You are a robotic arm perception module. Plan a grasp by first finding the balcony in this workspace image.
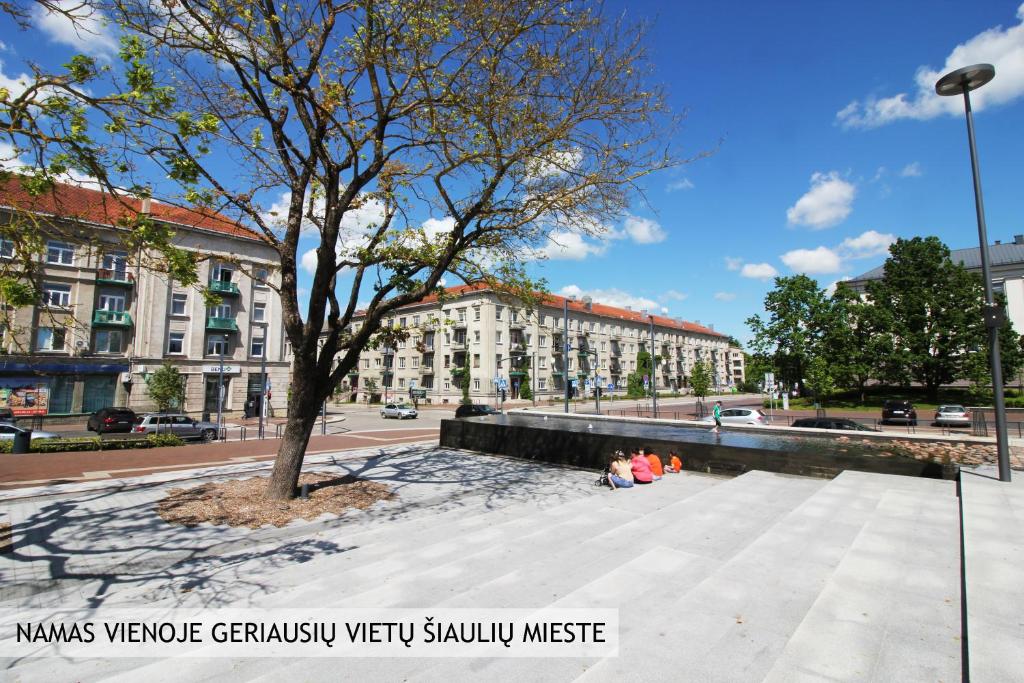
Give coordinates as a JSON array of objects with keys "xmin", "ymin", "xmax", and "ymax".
[
  {"xmin": 451, "ymin": 339, "xmax": 468, "ymax": 350},
  {"xmin": 93, "ymin": 310, "xmax": 133, "ymax": 326},
  {"xmin": 508, "ymin": 320, "xmax": 526, "ymax": 331},
  {"xmin": 511, "ymin": 344, "xmax": 528, "ymax": 356},
  {"xmin": 208, "ymin": 280, "xmax": 241, "ymax": 296},
  {"xmin": 96, "ymin": 269, "xmax": 134, "ymax": 287},
  {"xmin": 420, "ymin": 366, "xmax": 434, "ymax": 375},
  {"xmin": 206, "ymin": 316, "xmax": 239, "ymax": 332},
  {"xmin": 381, "ymin": 346, "xmax": 396, "ymax": 356},
  {"xmin": 451, "ymin": 319, "xmax": 468, "ymax": 330}
]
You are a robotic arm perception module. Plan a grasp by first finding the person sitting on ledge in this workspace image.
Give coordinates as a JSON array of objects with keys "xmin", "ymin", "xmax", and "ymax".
[
  {"xmin": 668, "ymin": 451, "xmax": 683, "ymax": 473},
  {"xmin": 643, "ymin": 447, "xmax": 664, "ymax": 479},
  {"xmin": 608, "ymin": 451, "xmax": 634, "ymax": 490},
  {"xmin": 631, "ymin": 448, "xmax": 654, "ymax": 485}
]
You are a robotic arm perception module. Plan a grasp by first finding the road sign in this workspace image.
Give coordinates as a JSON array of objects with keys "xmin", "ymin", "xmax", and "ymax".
[
  {"xmin": 410, "ymin": 388, "xmax": 427, "ymax": 399},
  {"xmin": 499, "ymin": 378, "xmax": 508, "ymax": 390},
  {"xmin": 607, "ymin": 382, "xmax": 614, "ymax": 391}
]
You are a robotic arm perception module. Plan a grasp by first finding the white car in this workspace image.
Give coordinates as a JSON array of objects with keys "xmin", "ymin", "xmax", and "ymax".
[
  {"xmin": 380, "ymin": 403, "xmax": 418, "ymax": 419},
  {"xmin": 0, "ymin": 424, "xmax": 60, "ymax": 441},
  {"xmin": 699, "ymin": 407, "xmax": 768, "ymax": 426},
  {"xmin": 934, "ymin": 405, "xmax": 970, "ymax": 427}
]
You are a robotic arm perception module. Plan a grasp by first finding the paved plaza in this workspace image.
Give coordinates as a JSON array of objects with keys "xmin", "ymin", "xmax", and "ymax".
[{"xmin": 0, "ymin": 442, "xmax": 1020, "ymax": 681}]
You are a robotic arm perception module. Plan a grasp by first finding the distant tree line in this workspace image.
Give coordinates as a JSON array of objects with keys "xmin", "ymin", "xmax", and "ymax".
[{"xmin": 745, "ymin": 236, "xmax": 1024, "ymax": 403}]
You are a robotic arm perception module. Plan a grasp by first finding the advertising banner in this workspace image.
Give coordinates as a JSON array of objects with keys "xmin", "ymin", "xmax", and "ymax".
[{"xmin": 0, "ymin": 377, "xmax": 50, "ymax": 416}]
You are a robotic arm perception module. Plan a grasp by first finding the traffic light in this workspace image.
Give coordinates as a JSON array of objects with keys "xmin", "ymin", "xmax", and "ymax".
[{"xmin": 501, "ymin": 389, "xmax": 507, "ymax": 402}]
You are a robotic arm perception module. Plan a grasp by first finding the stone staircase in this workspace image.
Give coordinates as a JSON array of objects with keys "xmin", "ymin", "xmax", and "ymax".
[{"xmin": 3, "ymin": 458, "xmax": 964, "ymax": 682}]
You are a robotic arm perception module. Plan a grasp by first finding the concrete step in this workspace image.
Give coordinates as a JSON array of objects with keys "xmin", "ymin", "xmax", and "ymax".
[
  {"xmin": 763, "ymin": 486, "xmax": 960, "ymax": 682},
  {"xmin": 575, "ymin": 471, "xmax": 956, "ymax": 682}
]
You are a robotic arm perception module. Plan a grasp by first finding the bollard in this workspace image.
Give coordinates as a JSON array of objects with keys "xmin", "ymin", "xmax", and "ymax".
[
  {"xmin": 300, "ymin": 483, "xmax": 310, "ymax": 499},
  {"xmin": 11, "ymin": 429, "xmax": 31, "ymax": 454}
]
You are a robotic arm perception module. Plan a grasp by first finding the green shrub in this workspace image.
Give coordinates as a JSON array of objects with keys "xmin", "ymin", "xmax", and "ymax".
[{"xmin": 146, "ymin": 433, "xmax": 185, "ymax": 448}]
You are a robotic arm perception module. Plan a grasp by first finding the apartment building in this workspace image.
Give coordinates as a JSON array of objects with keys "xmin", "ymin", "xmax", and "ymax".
[
  {"xmin": 341, "ymin": 284, "xmax": 740, "ymax": 404},
  {"xmin": 0, "ymin": 178, "xmax": 289, "ymax": 418},
  {"xmin": 728, "ymin": 346, "xmax": 745, "ymax": 386}
]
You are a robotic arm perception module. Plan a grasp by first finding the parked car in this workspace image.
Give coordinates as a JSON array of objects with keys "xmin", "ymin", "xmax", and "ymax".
[
  {"xmin": 0, "ymin": 423, "xmax": 60, "ymax": 441},
  {"xmin": 132, "ymin": 414, "xmax": 219, "ymax": 441},
  {"xmin": 934, "ymin": 405, "xmax": 971, "ymax": 427},
  {"xmin": 86, "ymin": 407, "xmax": 137, "ymax": 433},
  {"xmin": 791, "ymin": 417, "xmax": 879, "ymax": 432},
  {"xmin": 454, "ymin": 404, "xmax": 501, "ymax": 418},
  {"xmin": 699, "ymin": 407, "xmax": 768, "ymax": 426},
  {"xmin": 881, "ymin": 400, "xmax": 917, "ymax": 426},
  {"xmin": 380, "ymin": 403, "xmax": 418, "ymax": 419}
]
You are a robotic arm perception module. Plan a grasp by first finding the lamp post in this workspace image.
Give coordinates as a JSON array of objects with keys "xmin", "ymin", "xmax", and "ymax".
[
  {"xmin": 215, "ymin": 334, "xmax": 227, "ymax": 440},
  {"xmin": 258, "ymin": 322, "xmax": 268, "ymax": 439},
  {"xmin": 648, "ymin": 316, "xmax": 658, "ymax": 418},
  {"xmin": 936, "ymin": 63, "xmax": 1011, "ymax": 483},
  {"xmin": 563, "ymin": 297, "xmax": 570, "ymax": 413}
]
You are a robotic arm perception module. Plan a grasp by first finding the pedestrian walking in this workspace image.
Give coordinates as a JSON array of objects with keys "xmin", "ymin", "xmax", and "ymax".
[{"xmin": 711, "ymin": 400, "xmax": 722, "ymax": 433}]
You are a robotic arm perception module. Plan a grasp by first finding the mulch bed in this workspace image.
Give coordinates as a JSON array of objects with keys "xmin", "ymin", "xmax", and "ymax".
[{"xmin": 156, "ymin": 473, "xmax": 395, "ymax": 529}]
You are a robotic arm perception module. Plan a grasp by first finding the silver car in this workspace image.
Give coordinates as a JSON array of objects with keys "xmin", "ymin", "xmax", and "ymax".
[
  {"xmin": 132, "ymin": 414, "xmax": 219, "ymax": 441},
  {"xmin": 380, "ymin": 403, "xmax": 418, "ymax": 419},
  {"xmin": 934, "ymin": 405, "xmax": 970, "ymax": 427},
  {"xmin": 0, "ymin": 424, "xmax": 60, "ymax": 441}
]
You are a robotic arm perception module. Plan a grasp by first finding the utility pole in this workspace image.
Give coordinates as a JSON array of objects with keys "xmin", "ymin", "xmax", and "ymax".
[
  {"xmin": 216, "ymin": 334, "xmax": 226, "ymax": 440},
  {"xmin": 648, "ymin": 316, "xmax": 658, "ymax": 418},
  {"xmin": 258, "ymin": 322, "xmax": 267, "ymax": 439},
  {"xmin": 563, "ymin": 297, "xmax": 570, "ymax": 413}
]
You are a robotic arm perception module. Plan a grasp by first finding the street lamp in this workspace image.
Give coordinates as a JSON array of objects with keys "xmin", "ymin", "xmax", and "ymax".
[
  {"xmin": 215, "ymin": 334, "xmax": 227, "ymax": 439},
  {"xmin": 936, "ymin": 63, "xmax": 1011, "ymax": 482}
]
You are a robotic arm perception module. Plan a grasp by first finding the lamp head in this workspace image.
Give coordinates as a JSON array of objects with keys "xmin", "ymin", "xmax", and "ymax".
[{"xmin": 936, "ymin": 64, "xmax": 995, "ymax": 96}]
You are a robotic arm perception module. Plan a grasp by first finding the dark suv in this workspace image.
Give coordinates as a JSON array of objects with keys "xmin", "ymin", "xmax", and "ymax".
[
  {"xmin": 454, "ymin": 404, "xmax": 500, "ymax": 418},
  {"xmin": 87, "ymin": 407, "xmax": 137, "ymax": 433},
  {"xmin": 881, "ymin": 400, "xmax": 917, "ymax": 426}
]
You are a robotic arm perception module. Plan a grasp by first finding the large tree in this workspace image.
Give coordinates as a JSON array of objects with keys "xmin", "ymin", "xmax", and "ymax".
[
  {"xmin": 824, "ymin": 282, "xmax": 888, "ymax": 403},
  {"xmin": 866, "ymin": 237, "xmax": 984, "ymax": 401},
  {"xmin": 746, "ymin": 275, "xmax": 830, "ymax": 394},
  {"xmin": 45, "ymin": 0, "xmax": 684, "ymax": 499}
]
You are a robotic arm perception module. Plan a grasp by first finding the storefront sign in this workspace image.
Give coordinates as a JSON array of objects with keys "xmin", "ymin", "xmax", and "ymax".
[
  {"xmin": 202, "ymin": 364, "xmax": 242, "ymax": 375},
  {"xmin": 0, "ymin": 377, "xmax": 49, "ymax": 416}
]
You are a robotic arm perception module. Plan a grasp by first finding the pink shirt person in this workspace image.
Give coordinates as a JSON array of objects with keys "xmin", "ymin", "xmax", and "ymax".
[{"xmin": 630, "ymin": 452, "xmax": 654, "ymax": 483}]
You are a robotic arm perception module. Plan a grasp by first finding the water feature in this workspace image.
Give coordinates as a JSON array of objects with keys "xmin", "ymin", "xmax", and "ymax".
[{"xmin": 439, "ymin": 412, "xmax": 957, "ymax": 480}]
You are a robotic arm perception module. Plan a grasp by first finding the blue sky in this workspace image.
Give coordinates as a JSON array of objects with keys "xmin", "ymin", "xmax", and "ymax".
[{"xmin": 3, "ymin": 1, "xmax": 1023, "ymax": 345}]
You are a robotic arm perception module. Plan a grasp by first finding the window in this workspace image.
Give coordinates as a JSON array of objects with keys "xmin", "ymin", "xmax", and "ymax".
[
  {"xmin": 539, "ymin": 335, "xmax": 548, "ymax": 348},
  {"xmin": 457, "ymin": 308, "xmax": 466, "ymax": 322},
  {"xmin": 254, "ymin": 267, "xmax": 269, "ymax": 287},
  {"xmin": 444, "ymin": 333, "xmax": 451, "ymax": 346},
  {"xmin": 0, "ymin": 238, "xmax": 13, "ymax": 259},
  {"xmin": 538, "ymin": 378, "xmax": 547, "ymax": 390},
  {"xmin": 601, "ymin": 341, "xmax": 607, "ymax": 351},
  {"xmin": 207, "ymin": 336, "xmax": 229, "ymax": 356},
  {"xmin": 171, "ymin": 293, "xmax": 188, "ymax": 315},
  {"xmin": 212, "ymin": 263, "xmax": 234, "ymax": 283},
  {"xmin": 474, "ymin": 307, "xmax": 481, "ymax": 321},
  {"xmin": 374, "ymin": 357, "xmax": 382, "ymax": 368},
  {"xmin": 443, "ymin": 355, "xmax": 450, "ymax": 368},
  {"xmin": 399, "ymin": 378, "xmax": 406, "ymax": 388},
  {"xmin": 251, "ymin": 336, "xmax": 265, "ymax": 357},
  {"xmin": 495, "ymin": 306, "xmax": 503, "ymax": 320},
  {"xmin": 444, "ymin": 381, "xmax": 451, "ymax": 390},
  {"xmin": 589, "ymin": 321, "xmax": 596, "ymax": 332},
  {"xmin": 495, "ymin": 331, "xmax": 503, "ymax": 344},
  {"xmin": 252, "ymin": 302, "xmax": 266, "ymax": 322},
  {"xmin": 412, "ymin": 357, "xmax": 419, "ymax": 369},
  {"xmin": 540, "ymin": 314, "xmax": 547, "ymax": 326},
  {"xmin": 539, "ymin": 357, "xmax": 547, "ymax": 368},
  {"xmin": 42, "ymin": 283, "xmax": 71, "ymax": 308},
  {"xmin": 98, "ymin": 294, "xmax": 125, "ymax": 312},
  {"xmin": 399, "ymin": 357, "xmax": 406, "ymax": 369},
  {"xmin": 102, "ymin": 250, "xmax": 128, "ymax": 278},
  {"xmin": 473, "ymin": 378, "xmax": 480, "ymax": 390},
  {"xmin": 474, "ymin": 330, "xmax": 481, "ymax": 343},
  {"xmin": 413, "ymin": 315, "xmax": 420, "ymax": 325},
  {"xmin": 46, "ymin": 240, "xmax": 74, "ymax": 265},
  {"xmin": 399, "ymin": 317, "xmax": 407, "ymax": 328},
  {"xmin": 168, "ymin": 332, "xmax": 185, "ymax": 354},
  {"xmin": 95, "ymin": 329, "xmax": 123, "ymax": 353},
  {"xmin": 37, "ymin": 327, "xmax": 66, "ymax": 351},
  {"xmin": 526, "ymin": 333, "xmax": 532, "ymax": 346},
  {"xmin": 473, "ymin": 354, "xmax": 480, "ymax": 368},
  {"xmin": 362, "ymin": 358, "xmax": 370, "ymax": 369},
  {"xmin": 210, "ymin": 303, "xmax": 232, "ymax": 319}
]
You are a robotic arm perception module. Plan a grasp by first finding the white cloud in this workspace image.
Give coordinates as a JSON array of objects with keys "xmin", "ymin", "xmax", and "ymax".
[
  {"xmin": 621, "ymin": 215, "xmax": 667, "ymax": 244},
  {"xmin": 422, "ymin": 216, "xmax": 456, "ymax": 240},
  {"xmin": 837, "ymin": 4, "xmax": 1024, "ymax": 128},
  {"xmin": 661, "ymin": 289, "xmax": 688, "ymax": 302},
  {"xmin": 825, "ymin": 277, "xmax": 853, "ymax": 296},
  {"xmin": 0, "ymin": 61, "xmax": 33, "ymax": 101},
  {"xmin": 535, "ymin": 231, "xmax": 607, "ymax": 260},
  {"xmin": 35, "ymin": 1, "xmax": 119, "ymax": 58},
  {"xmin": 780, "ymin": 246, "xmax": 843, "ymax": 274},
  {"xmin": 900, "ymin": 162, "xmax": 923, "ymax": 178},
  {"xmin": 724, "ymin": 256, "xmax": 743, "ymax": 271},
  {"xmin": 300, "ymin": 247, "xmax": 319, "ymax": 275},
  {"xmin": 558, "ymin": 285, "xmax": 660, "ymax": 312},
  {"xmin": 838, "ymin": 230, "xmax": 896, "ymax": 260},
  {"xmin": 786, "ymin": 171, "xmax": 856, "ymax": 229},
  {"xmin": 741, "ymin": 263, "xmax": 779, "ymax": 280},
  {"xmin": 666, "ymin": 178, "xmax": 695, "ymax": 192},
  {"xmin": 714, "ymin": 292, "xmax": 737, "ymax": 301},
  {"xmin": 525, "ymin": 147, "xmax": 583, "ymax": 181}
]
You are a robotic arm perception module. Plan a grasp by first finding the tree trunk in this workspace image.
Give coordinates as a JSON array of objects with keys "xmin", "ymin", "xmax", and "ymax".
[{"xmin": 266, "ymin": 371, "xmax": 323, "ymax": 500}]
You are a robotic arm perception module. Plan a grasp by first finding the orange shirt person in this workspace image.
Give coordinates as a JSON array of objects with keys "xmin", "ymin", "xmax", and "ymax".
[{"xmin": 644, "ymin": 448, "xmax": 664, "ymax": 477}]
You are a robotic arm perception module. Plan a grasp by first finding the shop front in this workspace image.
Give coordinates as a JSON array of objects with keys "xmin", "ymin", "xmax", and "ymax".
[{"xmin": 0, "ymin": 359, "xmax": 127, "ymax": 416}]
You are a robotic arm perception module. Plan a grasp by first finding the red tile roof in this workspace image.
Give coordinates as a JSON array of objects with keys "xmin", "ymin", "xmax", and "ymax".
[
  {"xmin": 392, "ymin": 283, "xmax": 729, "ymax": 339},
  {"xmin": 0, "ymin": 176, "xmax": 261, "ymax": 241}
]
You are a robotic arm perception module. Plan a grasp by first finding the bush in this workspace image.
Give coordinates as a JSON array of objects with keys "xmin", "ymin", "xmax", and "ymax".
[
  {"xmin": 146, "ymin": 433, "xmax": 185, "ymax": 448},
  {"xmin": 2, "ymin": 434, "xmax": 187, "ymax": 454}
]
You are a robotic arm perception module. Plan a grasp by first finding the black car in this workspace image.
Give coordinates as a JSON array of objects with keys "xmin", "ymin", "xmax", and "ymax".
[
  {"xmin": 791, "ymin": 417, "xmax": 879, "ymax": 432},
  {"xmin": 0, "ymin": 407, "xmax": 14, "ymax": 424},
  {"xmin": 454, "ymin": 404, "xmax": 500, "ymax": 418},
  {"xmin": 881, "ymin": 400, "xmax": 917, "ymax": 426},
  {"xmin": 87, "ymin": 407, "xmax": 137, "ymax": 433}
]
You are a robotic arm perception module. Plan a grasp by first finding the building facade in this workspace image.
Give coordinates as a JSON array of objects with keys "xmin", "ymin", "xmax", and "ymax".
[
  {"xmin": 0, "ymin": 179, "xmax": 289, "ymax": 418},
  {"xmin": 341, "ymin": 285, "xmax": 740, "ymax": 404}
]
